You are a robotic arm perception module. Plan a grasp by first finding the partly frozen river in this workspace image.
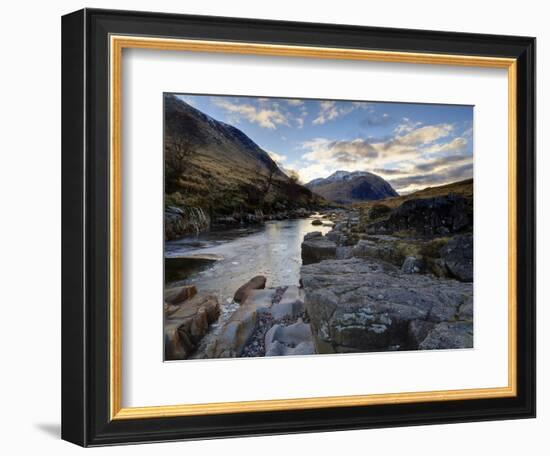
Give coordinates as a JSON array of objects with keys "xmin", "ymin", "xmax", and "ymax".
[{"xmin": 165, "ymin": 217, "xmax": 332, "ymax": 315}]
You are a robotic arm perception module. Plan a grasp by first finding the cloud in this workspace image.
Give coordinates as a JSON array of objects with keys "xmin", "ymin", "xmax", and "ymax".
[
  {"xmin": 212, "ymin": 98, "xmax": 290, "ymax": 129},
  {"xmin": 371, "ymin": 168, "xmax": 407, "ymax": 176},
  {"xmin": 286, "ymin": 99, "xmax": 304, "ymax": 106},
  {"xmin": 424, "ymin": 137, "xmax": 468, "ymax": 154},
  {"xmin": 413, "ymin": 153, "xmax": 471, "ymax": 173},
  {"xmin": 360, "ymin": 112, "xmax": 393, "ymax": 127},
  {"xmin": 312, "ymin": 100, "xmax": 365, "ymax": 125},
  {"xmin": 302, "ymin": 138, "xmax": 379, "ymax": 164},
  {"xmin": 296, "ymin": 121, "xmax": 472, "ymax": 191},
  {"xmin": 389, "ymin": 124, "xmax": 454, "ymax": 147},
  {"xmin": 388, "ymin": 163, "xmax": 473, "ymax": 194},
  {"xmin": 394, "ymin": 118, "xmax": 422, "ymax": 135},
  {"xmin": 267, "ymin": 150, "xmax": 287, "ymax": 163}
]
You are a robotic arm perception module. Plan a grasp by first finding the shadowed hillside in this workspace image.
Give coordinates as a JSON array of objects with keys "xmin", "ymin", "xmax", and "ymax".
[{"xmin": 164, "ymin": 95, "xmax": 325, "ymax": 238}]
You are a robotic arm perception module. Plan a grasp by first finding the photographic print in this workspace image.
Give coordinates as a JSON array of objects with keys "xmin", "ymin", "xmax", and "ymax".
[{"xmin": 163, "ymin": 93, "xmax": 474, "ymax": 361}]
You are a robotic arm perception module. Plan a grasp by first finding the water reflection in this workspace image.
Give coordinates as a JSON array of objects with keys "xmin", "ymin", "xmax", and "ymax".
[{"xmin": 165, "ymin": 217, "xmax": 332, "ymax": 311}]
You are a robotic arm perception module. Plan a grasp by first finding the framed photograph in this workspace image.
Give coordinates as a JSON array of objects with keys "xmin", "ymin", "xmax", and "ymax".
[{"xmin": 61, "ymin": 8, "xmax": 536, "ymax": 446}]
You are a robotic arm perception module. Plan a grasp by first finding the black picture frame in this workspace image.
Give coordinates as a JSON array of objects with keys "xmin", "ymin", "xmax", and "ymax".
[{"xmin": 62, "ymin": 8, "xmax": 536, "ymax": 447}]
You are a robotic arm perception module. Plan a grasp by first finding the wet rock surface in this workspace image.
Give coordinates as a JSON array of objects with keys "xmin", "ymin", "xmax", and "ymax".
[
  {"xmin": 164, "ymin": 294, "xmax": 220, "ymax": 360},
  {"xmin": 200, "ymin": 284, "xmax": 316, "ymax": 358},
  {"xmin": 233, "ymin": 275, "xmax": 267, "ymax": 303}
]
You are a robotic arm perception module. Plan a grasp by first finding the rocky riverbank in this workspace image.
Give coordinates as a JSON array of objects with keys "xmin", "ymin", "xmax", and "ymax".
[
  {"xmin": 299, "ymin": 194, "xmax": 473, "ymax": 353},
  {"xmin": 164, "ymin": 192, "xmax": 474, "ymax": 360},
  {"xmin": 165, "ymin": 205, "xmax": 318, "ymax": 240}
]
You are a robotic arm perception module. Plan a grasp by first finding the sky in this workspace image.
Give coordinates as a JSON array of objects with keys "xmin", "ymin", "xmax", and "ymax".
[{"xmin": 175, "ymin": 93, "xmax": 473, "ymax": 194}]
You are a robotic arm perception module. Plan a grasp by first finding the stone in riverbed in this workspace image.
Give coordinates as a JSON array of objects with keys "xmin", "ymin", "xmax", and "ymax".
[
  {"xmin": 301, "ymin": 235, "xmax": 337, "ymax": 265},
  {"xmin": 304, "ymin": 231, "xmax": 323, "ymax": 240},
  {"xmin": 164, "ymin": 294, "xmax": 220, "ymax": 360},
  {"xmin": 233, "ymin": 275, "xmax": 267, "ymax": 303},
  {"xmin": 301, "ymin": 258, "xmax": 473, "ymax": 353},
  {"xmin": 311, "ymin": 219, "xmax": 323, "ymax": 226},
  {"xmin": 164, "ymin": 284, "xmax": 197, "ymax": 304},
  {"xmin": 270, "ymin": 285, "xmax": 305, "ymax": 319},
  {"xmin": 265, "ymin": 320, "xmax": 316, "ymax": 356},
  {"xmin": 205, "ymin": 289, "xmax": 275, "ymax": 358}
]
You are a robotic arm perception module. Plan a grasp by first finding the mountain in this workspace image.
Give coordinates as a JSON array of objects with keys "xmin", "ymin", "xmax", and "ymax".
[
  {"xmin": 164, "ymin": 94, "xmax": 322, "ymax": 215},
  {"xmin": 306, "ymin": 170, "xmax": 398, "ymax": 204}
]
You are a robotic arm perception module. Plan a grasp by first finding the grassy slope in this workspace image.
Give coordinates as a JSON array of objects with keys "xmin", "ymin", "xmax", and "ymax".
[{"xmin": 165, "ymin": 95, "xmax": 325, "ymax": 215}]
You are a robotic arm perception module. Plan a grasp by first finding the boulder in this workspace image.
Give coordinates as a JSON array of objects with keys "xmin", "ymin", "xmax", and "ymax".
[
  {"xmin": 304, "ymin": 231, "xmax": 323, "ymax": 241},
  {"xmin": 440, "ymin": 234, "xmax": 473, "ymax": 282},
  {"xmin": 408, "ymin": 320, "xmax": 435, "ymax": 348},
  {"xmin": 401, "ymin": 256, "xmax": 425, "ymax": 274},
  {"xmin": 204, "ymin": 289, "xmax": 275, "ymax": 358},
  {"xmin": 233, "ymin": 275, "xmax": 267, "ymax": 303},
  {"xmin": 265, "ymin": 320, "xmax": 316, "ymax": 356},
  {"xmin": 336, "ymin": 246, "xmax": 354, "ymax": 260},
  {"xmin": 164, "ymin": 284, "xmax": 197, "ymax": 304},
  {"xmin": 164, "ymin": 294, "xmax": 220, "ymax": 360},
  {"xmin": 326, "ymin": 230, "xmax": 348, "ymax": 246},
  {"xmin": 418, "ymin": 322, "xmax": 473, "ymax": 350},
  {"xmin": 311, "ymin": 219, "xmax": 323, "ymax": 226},
  {"xmin": 301, "ymin": 236, "xmax": 337, "ymax": 265},
  {"xmin": 301, "ymin": 258, "xmax": 473, "ymax": 353},
  {"xmin": 352, "ymin": 239, "xmax": 401, "ymax": 264},
  {"xmin": 270, "ymin": 285, "xmax": 305, "ymax": 319}
]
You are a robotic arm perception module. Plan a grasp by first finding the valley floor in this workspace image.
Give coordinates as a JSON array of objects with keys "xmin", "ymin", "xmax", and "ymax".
[{"xmin": 164, "ymin": 189, "xmax": 474, "ymax": 360}]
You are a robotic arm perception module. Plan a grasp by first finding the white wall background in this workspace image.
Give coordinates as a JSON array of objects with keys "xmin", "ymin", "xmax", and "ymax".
[{"xmin": 0, "ymin": 0, "xmax": 545, "ymax": 454}]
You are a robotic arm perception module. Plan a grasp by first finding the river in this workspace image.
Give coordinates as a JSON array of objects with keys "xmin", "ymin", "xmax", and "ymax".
[{"xmin": 165, "ymin": 216, "xmax": 332, "ymax": 321}]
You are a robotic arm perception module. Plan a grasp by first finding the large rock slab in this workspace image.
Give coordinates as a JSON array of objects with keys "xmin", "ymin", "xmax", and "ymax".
[
  {"xmin": 301, "ymin": 258, "xmax": 473, "ymax": 353},
  {"xmin": 301, "ymin": 235, "xmax": 337, "ymax": 265},
  {"xmin": 164, "ymin": 294, "xmax": 220, "ymax": 360}
]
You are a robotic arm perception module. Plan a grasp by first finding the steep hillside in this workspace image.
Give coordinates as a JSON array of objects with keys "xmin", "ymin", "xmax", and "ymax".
[
  {"xmin": 306, "ymin": 170, "xmax": 398, "ymax": 204},
  {"xmin": 164, "ymin": 95, "xmax": 323, "ymax": 218}
]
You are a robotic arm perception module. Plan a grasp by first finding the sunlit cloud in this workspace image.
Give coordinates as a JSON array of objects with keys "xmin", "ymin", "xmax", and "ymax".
[
  {"xmin": 212, "ymin": 98, "xmax": 290, "ymax": 129},
  {"xmin": 296, "ymin": 122, "xmax": 471, "ymax": 193},
  {"xmin": 267, "ymin": 150, "xmax": 287, "ymax": 163},
  {"xmin": 312, "ymin": 100, "xmax": 367, "ymax": 125},
  {"xmin": 286, "ymin": 99, "xmax": 304, "ymax": 106}
]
